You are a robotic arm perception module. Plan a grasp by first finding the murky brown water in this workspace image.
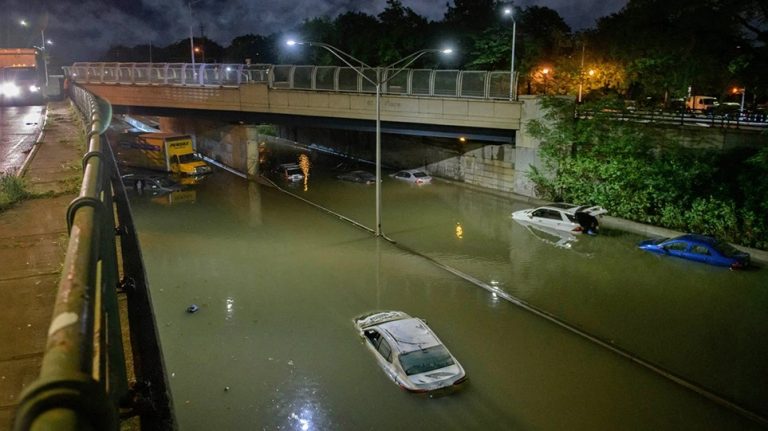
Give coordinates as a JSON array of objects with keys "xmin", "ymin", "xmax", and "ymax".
[{"xmin": 130, "ymin": 156, "xmax": 768, "ymax": 430}]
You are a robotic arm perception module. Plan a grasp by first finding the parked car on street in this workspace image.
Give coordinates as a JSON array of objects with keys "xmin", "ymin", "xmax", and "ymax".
[
  {"xmin": 511, "ymin": 203, "xmax": 607, "ymax": 235},
  {"xmin": 354, "ymin": 311, "xmax": 467, "ymax": 393},
  {"xmin": 337, "ymin": 170, "xmax": 376, "ymax": 184},
  {"xmin": 391, "ymin": 169, "xmax": 432, "ymax": 185},
  {"xmin": 637, "ymin": 234, "xmax": 750, "ymax": 270}
]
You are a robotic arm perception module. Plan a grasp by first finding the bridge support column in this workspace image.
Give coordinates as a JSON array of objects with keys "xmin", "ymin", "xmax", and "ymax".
[{"xmin": 514, "ymin": 95, "xmax": 549, "ymax": 198}]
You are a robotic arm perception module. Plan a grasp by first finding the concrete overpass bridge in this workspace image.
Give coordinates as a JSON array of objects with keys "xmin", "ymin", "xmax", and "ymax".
[{"xmin": 65, "ymin": 62, "xmax": 545, "ymax": 196}]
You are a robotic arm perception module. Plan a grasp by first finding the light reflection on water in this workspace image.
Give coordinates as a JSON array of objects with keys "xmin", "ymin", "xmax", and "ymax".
[{"xmin": 130, "ymin": 167, "xmax": 768, "ymax": 430}]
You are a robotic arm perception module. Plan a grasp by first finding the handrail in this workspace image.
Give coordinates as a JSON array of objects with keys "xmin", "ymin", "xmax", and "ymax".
[
  {"xmin": 64, "ymin": 62, "xmax": 516, "ymax": 100},
  {"xmin": 13, "ymin": 86, "xmax": 176, "ymax": 430}
]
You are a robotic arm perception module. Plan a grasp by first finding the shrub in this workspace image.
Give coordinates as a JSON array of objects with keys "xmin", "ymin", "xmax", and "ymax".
[{"xmin": 0, "ymin": 173, "xmax": 30, "ymax": 211}]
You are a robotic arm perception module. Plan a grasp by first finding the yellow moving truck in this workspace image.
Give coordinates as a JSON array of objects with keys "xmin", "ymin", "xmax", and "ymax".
[{"xmin": 114, "ymin": 133, "xmax": 211, "ymax": 176}]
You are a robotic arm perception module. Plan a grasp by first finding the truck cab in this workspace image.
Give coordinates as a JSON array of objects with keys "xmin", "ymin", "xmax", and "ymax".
[{"xmin": 686, "ymin": 95, "xmax": 718, "ymax": 114}]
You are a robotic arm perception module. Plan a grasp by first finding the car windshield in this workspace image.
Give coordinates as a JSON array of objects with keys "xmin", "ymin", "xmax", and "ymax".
[
  {"xmin": 398, "ymin": 345, "xmax": 455, "ymax": 375},
  {"xmin": 413, "ymin": 172, "xmax": 428, "ymax": 178},
  {"xmin": 286, "ymin": 168, "xmax": 301, "ymax": 176},
  {"xmin": 176, "ymin": 153, "xmax": 197, "ymax": 163}
]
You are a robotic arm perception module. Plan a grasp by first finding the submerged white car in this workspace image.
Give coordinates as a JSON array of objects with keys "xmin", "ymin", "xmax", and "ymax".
[
  {"xmin": 391, "ymin": 169, "xmax": 432, "ymax": 184},
  {"xmin": 511, "ymin": 203, "xmax": 607, "ymax": 235},
  {"xmin": 354, "ymin": 311, "xmax": 467, "ymax": 393}
]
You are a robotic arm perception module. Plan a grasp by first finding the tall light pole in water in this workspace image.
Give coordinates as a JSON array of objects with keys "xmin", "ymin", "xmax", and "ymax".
[{"xmin": 286, "ymin": 40, "xmax": 452, "ymax": 236}]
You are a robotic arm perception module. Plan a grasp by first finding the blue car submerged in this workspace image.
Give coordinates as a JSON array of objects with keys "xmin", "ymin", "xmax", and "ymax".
[{"xmin": 638, "ymin": 234, "xmax": 750, "ymax": 270}]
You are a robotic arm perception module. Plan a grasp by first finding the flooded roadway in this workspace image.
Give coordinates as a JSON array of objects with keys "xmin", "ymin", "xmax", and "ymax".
[{"xmin": 128, "ymin": 156, "xmax": 768, "ymax": 430}]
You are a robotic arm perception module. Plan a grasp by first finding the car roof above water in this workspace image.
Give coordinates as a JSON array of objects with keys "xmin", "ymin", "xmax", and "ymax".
[{"xmin": 379, "ymin": 318, "xmax": 441, "ymax": 354}]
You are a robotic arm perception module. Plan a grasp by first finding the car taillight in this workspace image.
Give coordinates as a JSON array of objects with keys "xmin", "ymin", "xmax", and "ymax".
[
  {"xmin": 571, "ymin": 226, "xmax": 583, "ymax": 233},
  {"xmin": 416, "ymin": 179, "xmax": 423, "ymax": 184},
  {"xmin": 730, "ymin": 261, "xmax": 746, "ymax": 270}
]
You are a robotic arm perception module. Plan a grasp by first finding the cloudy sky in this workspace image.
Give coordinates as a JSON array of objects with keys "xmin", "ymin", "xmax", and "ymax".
[{"xmin": 5, "ymin": 0, "xmax": 628, "ymax": 63}]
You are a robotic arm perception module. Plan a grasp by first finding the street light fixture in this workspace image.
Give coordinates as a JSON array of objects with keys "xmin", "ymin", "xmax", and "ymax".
[
  {"xmin": 19, "ymin": 18, "xmax": 49, "ymax": 87},
  {"xmin": 502, "ymin": 7, "xmax": 517, "ymax": 101},
  {"xmin": 286, "ymin": 40, "xmax": 452, "ymax": 236}
]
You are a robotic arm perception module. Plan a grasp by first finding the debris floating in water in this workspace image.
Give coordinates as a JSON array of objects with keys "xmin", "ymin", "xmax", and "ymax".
[{"xmin": 186, "ymin": 304, "xmax": 199, "ymax": 313}]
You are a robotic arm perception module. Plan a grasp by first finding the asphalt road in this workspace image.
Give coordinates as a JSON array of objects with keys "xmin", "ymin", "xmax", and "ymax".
[{"xmin": 0, "ymin": 105, "xmax": 44, "ymax": 175}]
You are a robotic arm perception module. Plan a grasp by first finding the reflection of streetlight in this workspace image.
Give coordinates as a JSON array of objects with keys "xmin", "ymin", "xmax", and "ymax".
[
  {"xmin": 502, "ymin": 7, "xmax": 517, "ymax": 101},
  {"xmin": 286, "ymin": 40, "xmax": 452, "ymax": 236}
]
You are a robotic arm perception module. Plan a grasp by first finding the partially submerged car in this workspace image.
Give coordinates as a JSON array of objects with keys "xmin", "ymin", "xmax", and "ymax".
[
  {"xmin": 638, "ymin": 234, "xmax": 750, "ymax": 270},
  {"xmin": 121, "ymin": 173, "xmax": 183, "ymax": 195},
  {"xmin": 391, "ymin": 169, "xmax": 432, "ymax": 185},
  {"xmin": 511, "ymin": 203, "xmax": 607, "ymax": 235},
  {"xmin": 278, "ymin": 163, "xmax": 304, "ymax": 182},
  {"xmin": 354, "ymin": 311, "xmax": 466, "ymax": 393},
  {"xmin": 337, "ymin": 170, "xmax": 376, "ymax": 184}
]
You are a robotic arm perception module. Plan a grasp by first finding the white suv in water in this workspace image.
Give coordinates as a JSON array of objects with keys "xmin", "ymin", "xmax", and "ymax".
[{"xmin": 511, "ymin": 203, "xmax": 607, "ymax": 235}]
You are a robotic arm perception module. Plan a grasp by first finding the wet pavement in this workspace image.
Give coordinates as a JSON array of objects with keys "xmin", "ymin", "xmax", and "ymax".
[
  {"xmin": 0, "ymin": 106, "xmax": 44, "ymax": 175},
  {"xmin": 0, "ymin": 101, "xmax": 82, "ymax": 430}
]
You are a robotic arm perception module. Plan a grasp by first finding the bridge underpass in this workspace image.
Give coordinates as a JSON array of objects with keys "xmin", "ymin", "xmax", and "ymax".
[{"xmin": 67, "ymin": 62, "xmax": 548, "ymax": 197}]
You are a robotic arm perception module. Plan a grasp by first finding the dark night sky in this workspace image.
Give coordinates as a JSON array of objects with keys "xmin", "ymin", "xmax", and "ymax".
[{"xmin": 4, "ymin": 0, "xmax": 628, "ymax": 64}]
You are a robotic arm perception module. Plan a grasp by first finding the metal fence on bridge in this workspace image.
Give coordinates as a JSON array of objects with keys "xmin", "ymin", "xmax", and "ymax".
[
  {"xmin": 13, "ymin": 86, "xmax": 175, "ymax": 430},
  {"xmin": 65, "ymin": 62, "xmax": 516, "ymax": 100}
]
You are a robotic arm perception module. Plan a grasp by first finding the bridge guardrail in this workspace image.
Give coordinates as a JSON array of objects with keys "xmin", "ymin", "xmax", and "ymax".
[
  {"xmin": 576, "ymin": 108, "xmax": 768, "ymax": 129},
  {"xmin": 64, "ymin": 62, "xmax": 516, "ymax": 100},
  {"xmin": 13, "ymin": 85, "xmax": 175, "ymax": 430}
]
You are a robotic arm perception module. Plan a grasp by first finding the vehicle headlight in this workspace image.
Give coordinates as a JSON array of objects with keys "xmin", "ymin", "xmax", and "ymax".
[
  {"xmin": 29, "ymin": 85, "xmax": 40, "ymax": 93},
  {"xmin": 1, "ymin": 82, "xmax": 21, "ymax": 97}
]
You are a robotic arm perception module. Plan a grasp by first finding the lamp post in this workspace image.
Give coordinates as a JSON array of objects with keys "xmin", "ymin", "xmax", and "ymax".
[
  {"xmin": 20, "ymin": 19, "xmax": 49, "ymax": 87},
  {"xmin": 577, "ymin": 42, "xmax": 586, "ymax": 103},
  {"xmin": 188, "ymin": 0, "xmax": 201, "ymax": 75},
  {"xmin": 286, "ymin": 40, "xmax": 451, "ymax": 236},
  {"xmin": 732, "ymin": 87, "xmax": 746, "ymax": 115},
  {"xmin": 503, "ymin": 7, "xmax": 517, "ymax": 101}
]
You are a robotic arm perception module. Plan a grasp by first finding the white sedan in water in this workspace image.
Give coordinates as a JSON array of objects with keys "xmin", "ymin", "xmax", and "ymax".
[
  {"xmin": 390, "ymin": 169, "xmax": 432, "ymax": 185},
  {"xmin": 511, "ymin": 203, "xmax": 607, "ymax": 235},
  {"xmin": 354, "ymin": 311, "xmax": 467, "ymax": 393}
]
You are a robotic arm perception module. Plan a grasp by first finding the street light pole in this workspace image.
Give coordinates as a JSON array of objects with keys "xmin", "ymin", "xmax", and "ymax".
[
  {"xmin": 40, "ymin": 29, "xmax": 49, "ymax": 86},
  {"xmin": 577, "ymin": 42, "xmax": 585, "ymax": 103},
  {"xmin": 286, "ymin": 41, "xmax": 450, "ymax": 236},
  {"xmin": 503, "ymin": 7, "xmax": 517, "ymax": 101},
  {"xmin": 188, "ymin": 0, "xmax": 200, "ymax": 78}
]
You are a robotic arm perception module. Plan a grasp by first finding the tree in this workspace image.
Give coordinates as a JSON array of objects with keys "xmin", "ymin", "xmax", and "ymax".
[
  {"xmin": 224, "ymin": 34, "xmax": 276, "ymax": 64},
  {"xmin": 377, "ymin": 0, "xmax": 429, "ymax": 64},
  {"xmin": 591, "ymin": 0, "xmax": 753, "ymax": 101}
]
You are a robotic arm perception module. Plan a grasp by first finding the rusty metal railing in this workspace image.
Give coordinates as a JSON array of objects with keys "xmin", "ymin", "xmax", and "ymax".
[{"xmin": 13, "ymin": 86, "xmax": 176, "ymax": 430}]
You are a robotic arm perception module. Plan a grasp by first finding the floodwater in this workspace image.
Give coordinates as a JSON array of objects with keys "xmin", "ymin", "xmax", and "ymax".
[{"xmin": 129, "ymin": 153, "xmax": 768, "ymax": 430}]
